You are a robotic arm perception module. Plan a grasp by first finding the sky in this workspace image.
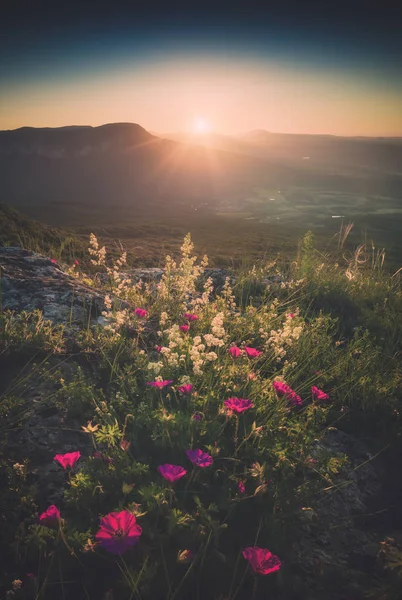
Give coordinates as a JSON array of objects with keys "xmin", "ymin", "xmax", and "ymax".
[{"xmin": 1, "ymin": 0, "xmax": 402, "ymax": 136}]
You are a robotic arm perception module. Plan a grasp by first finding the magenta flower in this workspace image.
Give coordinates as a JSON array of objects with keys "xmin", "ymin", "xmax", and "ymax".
[
  {"xmin": 242, "ymin": 547, "xmax": 282, "ymax": 575},
  {"xmin": 244, "ymin": 347, "xmax": 262, "ymax": 358},
  {"xmin": 50, "ymin": 258, "xmax": 57, "ymax": 264},
  {"xmin": 158, "ymin": 464, "xmax": 187, "ymax": 482},
  {"xmin": 54, "ymin": 451, "xmax": 81, "ymax": 470},
  {"xmin": 186, "ymin": 449, "xmax": 213, "ymax": 467},
  {"xmin": 287, "ymin": 313, "xmax": 295, "ymax": 319},
  {"xmin": 73, "ymin": 259, "xmax": 79, "ymax": 266},
  {"xmin": 134, "ymin": 308, "xmax": 147, "ymax": 318},
  {"xmin": 178, "ymin": 384, "xmax": 193, "ymax": 394},
  {"xmin": 224, "ymin": 397, "xmax": 254, "ymax": 414},
  {"xmin": 39, "ymin": 505, "xmax": 60, "ymax": 527},
  {"xmin": 228, "ymin": 346, "xmax": 242, "ymax": 358},
  {"xmin": 147, "ymin": 380, "xmax": 173, "ymax": 389},
  {"xmin": 272, "ymin": 381, "xmax": 303, "ymax": 407},
  {"xmin": 237, "ymin": 480, "xmax": 246, "ymax": 495},
  {"xmin": 155, "ymin": 345, "xmax": 162, "ymax": 352},
  {"xmin": 179, "ymin": 324, "xmax": 190, "ymax": 333},
  {"xmin": 95, "ymin": 510, "xmax": 142, "ymax": 555},
  {"xmin": 311, "ymin": 386, "xmax": 330, "ymax": 401},
  {"xmin": 184, "ymin": 313, "xmax": 199, "ymax": 322},
  {"xmin": 192, "ymin": 413, "xmax": 202, "ymax": 421}
]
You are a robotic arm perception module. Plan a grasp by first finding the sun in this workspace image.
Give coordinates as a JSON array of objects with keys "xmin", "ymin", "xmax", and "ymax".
[{"xmin": 193, "ymin": 117, "xmax": 212, "ymax": 135}]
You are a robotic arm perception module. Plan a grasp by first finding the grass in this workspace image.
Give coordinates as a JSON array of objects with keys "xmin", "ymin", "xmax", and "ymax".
[{"xmin": 0, "ymin": 229, "xmax": 402, "ymax": 599}]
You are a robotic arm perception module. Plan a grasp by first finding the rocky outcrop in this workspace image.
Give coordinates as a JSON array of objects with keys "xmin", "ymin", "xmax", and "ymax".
[{"xmin": 0, "ymin": 247, "xmax": 111, "ymax": 327}]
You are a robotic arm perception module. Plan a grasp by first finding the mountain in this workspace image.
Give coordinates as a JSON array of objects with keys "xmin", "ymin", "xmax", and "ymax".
[
  {"xmin": 1, "ymin": 123, "xmax": 402, "ymax": 229},
  {"xmin": 0, "ymin": 123, "xmax": 299, "ymax": 215}
]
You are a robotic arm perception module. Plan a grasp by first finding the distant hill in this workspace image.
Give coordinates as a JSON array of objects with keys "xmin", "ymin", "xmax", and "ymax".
[
  {"xmin": 1, "ymin": 123, "xmax": 402, "ymax": 227},
  {"xmin": 0, "ymin": 123, "xmax": 299, "ymax": 214}
]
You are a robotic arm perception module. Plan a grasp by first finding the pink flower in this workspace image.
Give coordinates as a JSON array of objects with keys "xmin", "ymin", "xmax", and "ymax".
[
  {"xmin": 134, "ymin": 308, "xmax": 147, "ymax": 318},
  {"xmin": 184, "ymin": 313, "xmax": 199, "ymax": 322},
  {"xmin": 228, "ymin": 346, "xmax": 242, "ymax": 358},
  {"xmin": 179, "ymin": 324, "xmax": 189, "ymax": 333},
  {"xmin": 237, "ymin": 480, "xmax": 246, "ymax": 494},
  {"xmin": 39, "ymin": 505, "xmax": 60, "ymax": 527},
  {"xmin": 178, "ymin": 384, "xmax": 193, "ymax": 394},
  {"xmin": 73, "ymin": 259, "xmax": 79, "ymax": 266},
  {"xmin": 287, "ymin": 313, "xmax": 295, "ymax": 319},
  {"xmin": 158, "ymin": 464, "xmax": 187, "ymax": 482},
  {"xmin": 54, "ymin": 451, "xmax": 81, "ymax": 470},
  {"xmin": 311, "ymin": 386, "xmax": 330, "ymax": 401},
  {"xmin": 155, "ymin": 345, "xmax": 162, "ymax": 352},
  {"xmin": 186, "ymin": 449, "xmax": 213, "ymax": 468},
  {"xmin": 242, "ymin": 547, "xmax": 282, "ymax": 575},
  {"xmin": 244, "ymin": 347, "xmax": 262, "ymax": 358},
  {"xmin": 50, "ymin": 258, "xmax": 57, "ymax": 264},
  {"xmin": 146, "ymin": 380, "xmax": 173, "ymax": 389},
  {"xmin": 272, "ymin": 381, "xmax": 302, "ymax": 407},
  {"xmin": 224, "ymin": 397, "xmax": 254, "ymax": 414},
  {"xmin": 192, "ymin": 413, "xmax": 202, "ymax": 421},
  {"xmin": 95, "ymin": 510, "xmax": 142, "ymax": 554}
]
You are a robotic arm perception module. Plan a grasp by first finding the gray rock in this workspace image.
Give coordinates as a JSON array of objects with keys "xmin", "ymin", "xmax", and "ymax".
[{"xmin": 0, "ymin": 247, "xmax": 127, "ymax": 328}]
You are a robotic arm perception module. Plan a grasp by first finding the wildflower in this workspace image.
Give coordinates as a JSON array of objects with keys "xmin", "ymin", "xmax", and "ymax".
[
  {"xmin": 54, "ymin": 451, "xmax": 81, "ymax": 470},
  {"xmin": 237, "ymin": 480, "xmax": 246, "ymax": 494},
  {"xmin": 39, "ymin": 505, "xmax": 60, "ymax": 527},
  {"xmin": 186, "ymin": 449, "xmax": 213, "ymax": 468},
  {"xmin": 146, "ymin": 380, "xmax": 173, "ymax": 389},
  {"xmin": 244, "ymin": 347, "xmax": 262, "ymax": 358},
  {"xmin": 177, "ymin": 549, "xmax": 194, "ymax": 563},
  {"xmin": 178, "ymin": 384, "xmax": 193, "ymax": 394},
  {"xmin": 50, "ymin": 258, "xmax": 57, "ymax": 264},
  {"xmin": 120, "ymin": 439, "xmax": 131, "ymax": 452},
  {"xmin": 184, "ymin": 313, "xmax": 199, "ymax": 322},
  {"xmin": 95, "ymin": 510, "xmax": 142, "ymax": 555},
  {"xmin": 242, "ymin": 547, "xmax": 282, "ymax": 575},
  {"xmin": 192, "ymin": 413, "xmax": 202, "ymax": 421},
  {"xmin": 134, "ymin": 308, "xmax": 147, "ymax": 318},
  {"xmin": 228, "ymin": 346, "xmax": 242, "ymax": 358},
  {"xmin": 73, "ymin": 259, "xmax": 79, "ymax": 266},
  {"xmin": 272, "ymin": 381, "xmax": 302, "ymax": 407},
  {"xmin": 179, "ymin": 324, "xmax": 190, "ymax": 333},
  {"xmin": 311, "ymin": 386, "xmax": 330, "ymax": 401},
  {"xmin": 287, "ymin": 313, "xmax": 295, "ymax": 319},
  {"xmin": 224, "ymin": 397, "xmax": 254, "ymax": 414},
  {"xmin": 158, "ymin": 464, "xmax": 187, "ymax": 482},
  {"xmin": 155, "ymin": 345, "xmax": 162, "ymax": 352}
]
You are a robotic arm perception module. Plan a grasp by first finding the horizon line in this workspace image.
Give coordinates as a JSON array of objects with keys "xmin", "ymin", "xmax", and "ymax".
[{"xmin": 2, "ymin": 122, "xmax": 402, "ymax": 139}]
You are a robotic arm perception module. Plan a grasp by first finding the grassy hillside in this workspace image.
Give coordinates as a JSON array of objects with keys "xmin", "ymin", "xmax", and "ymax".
[
  {"xmin": 0, "ymin": 203, "xmax": 85, "ymax": 261},
  {"xmin": 1, "ymin": 230, "xmax": 402, "ymax": 599}
]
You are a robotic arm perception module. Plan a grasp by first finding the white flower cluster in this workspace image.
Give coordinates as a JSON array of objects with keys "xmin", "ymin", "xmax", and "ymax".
[
  {"xmin": 262, "ymin": 314, "xmax": 304, "ymax": 360},
  {"xmin": 147, "ymin": 361, "xmax": 164, "ymax": 375},
  {"xmin": 158, "ymin": 234, "xmax": 208, "ymax": 308},
  {"xmin": 221, "ymin": 278, "xmax": 237, "ymax": 310},
  {"xmin": 190, "ymin": 277, "xmax": 214, "ymax": 310},
  {"xmin": 189, "ymin": 334, "xmax": 219, "ymax": 375},
  {"xmin": 88, "ymin": 233, "xmax": 106, "ymax": 266}
]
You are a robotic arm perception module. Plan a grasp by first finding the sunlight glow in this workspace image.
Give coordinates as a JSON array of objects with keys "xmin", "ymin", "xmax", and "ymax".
[{"xmin": 193, "ymin": 117, "xmax": 212, "ymax": 134}]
